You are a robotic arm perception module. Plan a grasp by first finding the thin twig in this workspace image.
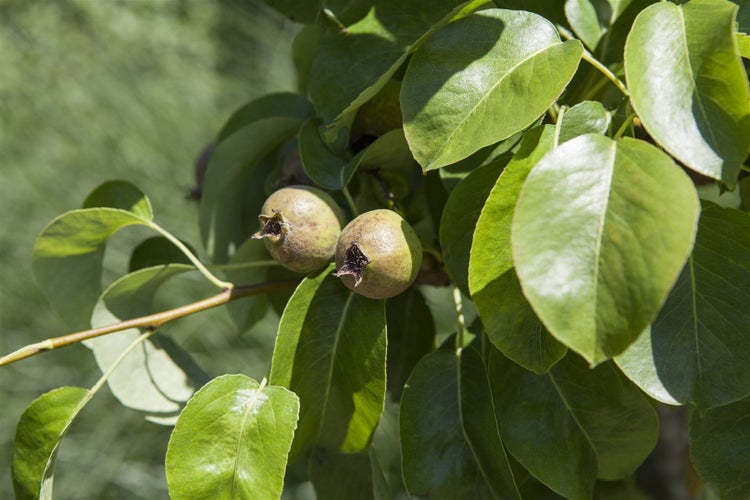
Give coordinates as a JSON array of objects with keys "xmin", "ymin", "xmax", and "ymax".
[{"xmin": 0, "ymin": 279, "xmax": 300, "ymax": 367}]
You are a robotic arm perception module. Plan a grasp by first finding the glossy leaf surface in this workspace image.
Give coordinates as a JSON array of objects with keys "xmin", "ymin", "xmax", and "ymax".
[
  {"xmin": 489, "ymin": 350, "xmax": 658, "ymax": 498},
  {"xmin": 12, "ymin": 387, "xmax": 88, "ymax": 500},
  {"xmin": 166, "ymin": 375, "xmax": 299, "ymax": 500},
  {"xmin": 512, "ymin": 135, "xmax": 700, "ymax": 364},
  {"xmin": 625, "ymin": 0, "xmax": 750, "ymax": 185},
  {"xmin": 616, "ymin": 204, "xmax": 750, "ymax": 409},
  {"xmin": 32, "ymin": 181, "xmax": 153, "ymax": 329},
  {"xmin": 270, "ymin": 267, "xmax": 387, "ymax": 457},
  {"xmin": 87, "ymin": 265, "xmax": 203, "ymax": 422},
  {"xmin": 690, "ymin": 397, "xmax": 750, "ymax": 500},
  {"xmin": 402, "ymin": 9, "xmax": 582, "ymax": 170},
  {"xmin": 558, "ymin": 101, "xmax": 610, "ymax": 144},
  {"xmin": 470, "ymin": 126, "xmax": 566, "ymax": 374}
]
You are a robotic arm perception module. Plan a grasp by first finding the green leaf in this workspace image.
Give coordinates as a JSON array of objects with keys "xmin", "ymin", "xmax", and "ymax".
[
  {"xmin": 352, "ymin": 128, "xmax": 419, "ymax": 174},
  {"xmin": 166, "ymin": 375, "xmax": 299, "ymax": 500},
  {"xmin": 371, "ymin": 400, "xmax": 404, "ymax": 497},
  {"xmin": 512, "ymin": 135, "xmax": 700, "ymax": 365},
  {"xmin": 82, "ymin": 179, "xmax": 153, "ymax": 219},
  {"xmin": 12, "ymin": 387, "xmax": 89, "ymax": 500},
  {"xmin": 565, "ymin": 0, "xmax": 608, "ymax": 51},
  {"xmin": 308, "ymin": 0, "xmax": 486, "ymax": 125},
  {"xmin": 385, "ymin": 288, "xmax": 436, "ymax": 398},
  {"xmin": 615, "ymin": 204, "xmax": 750, "ymax": 409},
  {"xmin": 298, "ymin": 118, "xmax": 352, "ymax": 189},
  {"xmin": 200, "ymin": 94, "xmax": 313, "ymax": 263},
  {"xmin": 488, "ymin": 350, "xmax": 658, "ymax": 498},
  {"xmin": 309, "ymin": 449, "xmax": 375, "ymax": 500},
  {"xmin": 459, "ymin": 348, "xmax": 521, "ymax": 499},
  {"xmin": 87, "ymin": 265, "xmax": 204, "ymax": 422},
  {"xmin": 261, "ymin": 0, "xmax": 324, "ymax": 24},
  {"xmin": 624, "ymin": 0, "xmax": 750, "ymax": 186},
  {"xmin": 402, "ymin": 9, "xmax": 583, "ymax": 170},
  {"xmin": 690, "ymin": 397, "xmax": 750, "ymax": 500},
  {"xmin": 223, "ymin": 238, "xmax": 277, "ymax": 332},
  {"xmin": 269, "ymin": 267, "xmax": 387, "ymax": 457},
  {"xmin": 128, "ymin": 236, "xmax": 193, "ymax": 272},
  {"xmin": 440, "ymin": 161, "xmax": 505, "ymax": 296},
  {"xmin": 559, "ymin": 100, "xmax": 611, "ymax": 144},
  {"xmin": 33, "ymin": 194, "xmax": 154, "ymax": 329},
  {"xmin": 470, "ymin": 126, "xmax": 566, "ymax": 374},
  {"xmin": 400, "ymin": 349, "xmax": 496, "ymax": 499}
]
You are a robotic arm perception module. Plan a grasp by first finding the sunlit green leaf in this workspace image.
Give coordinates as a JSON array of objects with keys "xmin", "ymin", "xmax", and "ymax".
[
  {"xmin": 488, "ymin": 350, "xmax": 658, "ymax": 498},
  {"xmin": 82, "ymin": 179, "xmax": 153, "ymax": 219},
  {"xmin": 166, "ymin": 375, "xmax": 298, "ymax": 499},
  {"xmin": 512, "ymin": 135, "xmax": 700, "ymax": 365},
  {"xmin": 690, "ymin": 397, "xmax": 750, "ymax": 500},
  {"xmin": 87, "ymin": 265, "xmax": 206, "ymax": 422},
  {"xmin": 400, "ymin": 349, "xmax": 496, "ymax": 498},
  {"xmin": 615, "ymin": 204, "xmax": 750, "ymax": 409},
  {"xmin": 559, "ymin": 100, "xmax": 611, "ymax": 144},
  {"xmin": 440, "ymin": 161, "xmax": 505, "ymax": 296},
  {"xmin": 565, "ymin": 0, "xmax": 608, "ymax": 51},
  {"xmin": 402, "ymin": 9, "xmax": 582, "ymax": 170},
  {"xmin": 625, "ymin": 0, "xmax": 750, "ymax": 186},
  {"xmin": 12, "ymin": 387, "xmax": 89, "ymax": 500},
  {"xmin": 269, "ymin": 266, "xmax": 387, "ymax": 457},
  {"xmin": 470, "ymin": 126, "xmax": 566, "ymax": 374}
]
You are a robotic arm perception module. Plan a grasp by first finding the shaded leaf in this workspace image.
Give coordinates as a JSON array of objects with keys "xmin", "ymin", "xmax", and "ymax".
[
  {"xmin": 128, "ymin": 236, "xmax": 193, "ymax": 272},
  {"xmin": 308, "ymin": 0, "xmax": 486, "ymax": 125},
  {"xmin": 166, "ymin": 375, "xmax": 299, "ymax": 500},
  {"xmin": 87, "ymin": 265, "xmax": 204, "ymax": 422},
  {"xmin": 559, "ymin": 100, "xmax": 611, "ymax": 144},
  {"xmin": 352, "ymin": 128, "xmax": 418, "ymax": 174},
  {"xmin": 402, "ymin": 8, "xmax": 582, "ymax": 170},
  {"xmin": 625, "ymin": 0, "xmax": 750, "ymax": 186},
  {"xmin": 200, "ymin": 94, "xmax": 313, "ymax": 263},
  {"xmin": 470, "ymin": 126, "xmax": 566, "ymax": 374},
  {"xmin": 400, "ymin": 349, "xmax": 495, "ymax": 499},
  {"xmin": 12, "ymin": 387, "xmax": 89, "ymax": 500},
  {"xmin": 459, "ymin": 348, "xmax": 521, "ymax": 499},
  {"xmin": 371, "ymin": 399, "xmax": 404, "ymax": 497},
  {"xmin": 615, "ymin": 204, "xmax": 750, "ymax": 409},
  {"xmin": 309, "ymin": 449, "xmax": 375, "ymax": 500},
  {"xmin": 512, "ymin": 135, "xmax": 700, "ymax": 364},
  {"xmin": 440, "ymin": 161, "xmax": 505, "ymax": 296},
  {"xmin": 689, "ymin": 397, "xmax": 750, "ymax": 500},
  {"xmin": 269, "ymin": 267, "xmax": 387, "ymax": 457},
  {"xmin": 82, "ymin": 179, "xmax": 153, "ymax": 219},
  {"xmin": 298, "ymin": 118, "xmax": 352, "ymax": 189},
  {"xmin": 488, "ymin": 349, "xmax": 658, "ymax": 498}
]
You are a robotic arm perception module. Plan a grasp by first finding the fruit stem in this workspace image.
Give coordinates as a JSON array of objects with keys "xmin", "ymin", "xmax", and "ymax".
[
  {"xmin": 452, "ymin": 286, "xmax": 466, "ymax": 349},
  {"xmin": 342, "ymin": 186, "xmax": 359, "ymax": 217},
  {"xmin": 0, "ymin": 278, "xmax": 300, "ymax": 367},
  {"xmin": 614, "ymin": 112, "xmax": 637, "ymax": 140},
  {"xmin": 149, "ymin": 221, "xmax": 234, "ymax": 290},
  {"xmin": 554, "ymin": 105, "xmax": 567, "ymax": 148}
]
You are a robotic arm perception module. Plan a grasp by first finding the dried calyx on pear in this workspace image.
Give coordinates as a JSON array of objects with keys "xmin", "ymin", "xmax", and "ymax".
[
  {"xmin": 334, "ymin": 209, "xmax": 422, "ymax": 299},
  {"xmin": 253, "ymin": 185, "xmax": 345, "ymax": 274}
]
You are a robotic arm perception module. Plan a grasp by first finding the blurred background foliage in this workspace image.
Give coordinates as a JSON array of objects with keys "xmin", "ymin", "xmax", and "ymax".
[{"xmin": 0, "ymin": 0, "xmax": 298, "ymax": 497}]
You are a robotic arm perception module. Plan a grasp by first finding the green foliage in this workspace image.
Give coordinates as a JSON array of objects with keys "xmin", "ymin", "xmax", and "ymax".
[{"xmin": 7, "ymin": 0, "xmax": 750, "ymax": 498}]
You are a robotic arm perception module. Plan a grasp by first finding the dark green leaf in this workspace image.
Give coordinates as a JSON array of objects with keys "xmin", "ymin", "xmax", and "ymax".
[
  {"xmin": 615, "ymin": 204, "xmax": 750, "ymax": 409},
  {"xmin": 459, "ymin": 348, "xmax": 521, "ymax": 499},
  {"xmin": 371, "ymin": 400, "xmax": 404, "ymax": 497},
  {"xmin": 400, "ymin": 349, "xmax": 495, "ymax": 499},
  {"xmin": 309, "ymin": 449, "xmax": 375, "ymax": 500},
  {"xmin": 308, "ymin": 0, "xmax": 486, "ymax": 124},
  {"xmin": 352, "ymin": 128, "xmax": 418, "ymax": 174},
  {"xmin": 625, "ymin": 0, "xmax": 750, "ymax": 186},
  {"xmin": 298, "ymin": 119, "xmax": 352, "ymax": 189},
  {"xmin": 559, "ymin": 100, "xmax": 611, "ymax": 144},
  {"xmin": 470, "ymin": 126, "xmax": 566, "ymax": 374},
  {"xmin": 385, "ymin": 288, "xmax": 436, "ymax": 398},
  {"xmin": 12, "ymin": 387, "xmax": 89, "ymax": 500},
  {"xmin": 166, "ymin": 375, "xmax": 299, "ymax": 500},
  {"xmin": 489, "ymin": 350, "xmax": 658, "ymax": 498},
  {"xmin": 440, "ymin": 161, "xmax": 504, "ymax": 296},
  {"xmin": 269, "ymin": 267, "xmax": 387, "ymax": 457},
  {"xmin": 512, "ymin": 135, "xmax": 700, "ymax": 364},
  {"xmin": 402, "ymin": 9, "xmax": 582, "ymax": 170},
  {"xmin": 87, "ymin": 265, "xmax": 202, "ymax": 422},
  {"xmin": 128, "ymin": 236, "xmax": 193, "ymax": 272},
  {"xmin": 689, "ymin": 397, "xmax": 750, "ymax": 500},
  {"xmin": 200, "ymin": 95, "xmax": 313, "ymax": 263}
]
